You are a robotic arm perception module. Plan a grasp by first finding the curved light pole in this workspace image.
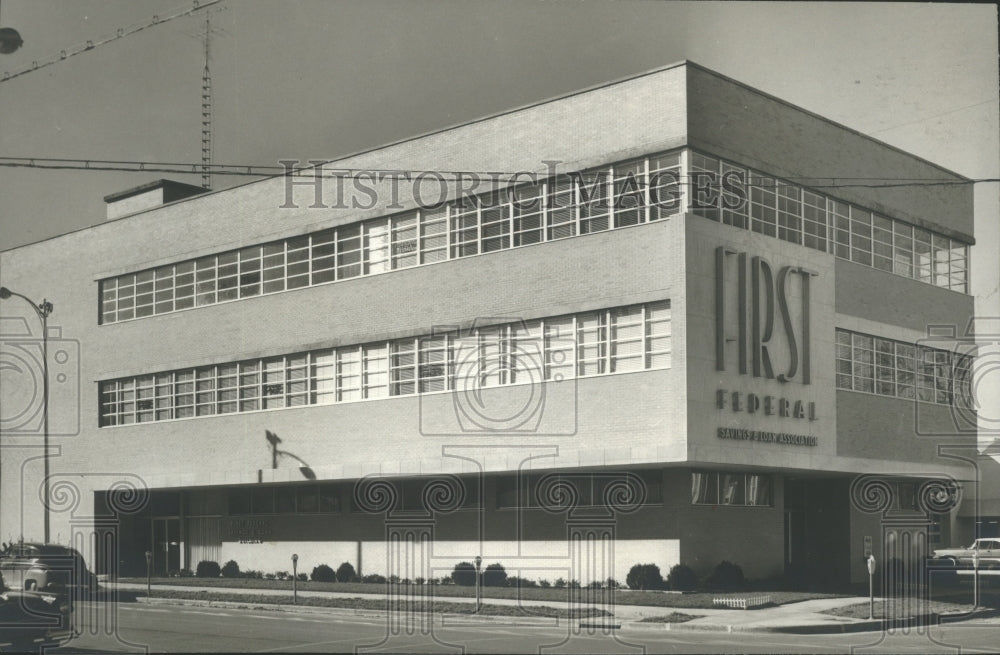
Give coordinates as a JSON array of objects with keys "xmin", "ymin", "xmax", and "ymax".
[{"xmin": 0, "ymin": 286, "xmax": 54, "ymax": 543}]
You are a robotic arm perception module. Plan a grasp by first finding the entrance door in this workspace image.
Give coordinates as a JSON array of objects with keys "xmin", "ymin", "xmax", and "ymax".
[{"xmin": 152, "ymin": 518, "xmax": 181, "ymax": 575}]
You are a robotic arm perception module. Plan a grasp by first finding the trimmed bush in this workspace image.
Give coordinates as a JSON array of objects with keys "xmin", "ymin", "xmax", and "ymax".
[
  {"xmin": 451, "ymin": 561, "xmax": 477, "ymax": 586},
  {"xmin": 221, "ymin": 560, "xmax": 240, "ymax": 578},
  {"xmin": 666, "ymin": 564, "xmax": 698, "ymax": 591},
  {"xmin": 626, "ymin": 563, "xmax": 663, "ymax": 590},
  {"xmin": 195, "ymin": 560, "xmax": 221, "ymax": 578},
  {"xmin": 362, "ymin": 573, "xmax": 387, "ymax": 584},
  {"xmin": 311, "ymin": 564, "xmax": 336, "ymax": 582},
  {"xmin": 706, "ymin": 561, "xmax": 745, "ymax": 591},
  {"xmin": 336, "ymin": 562, "xmax": 356, "ymax": 583},
  {"xmin": 483, "ymin": 563, "xmax": 507, "ymax": 587}
]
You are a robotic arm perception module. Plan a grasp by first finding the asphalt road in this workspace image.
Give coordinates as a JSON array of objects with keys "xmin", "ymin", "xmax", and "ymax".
[{"xmin": 48, "ymin": 602, "xmax": 1000, "ymax": 654}]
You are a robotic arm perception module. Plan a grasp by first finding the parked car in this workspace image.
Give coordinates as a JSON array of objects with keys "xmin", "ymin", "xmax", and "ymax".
[
  {"xmin": 0, "ymin": 542, "xmax": 96, "ymax": 593},
  {"xmin": 0, "ymin": 570, "xmax": 74, "ymax": 652},
  {"xmin": 930, "ymin": 538, "xmax": 1000, "ymax": 568}
]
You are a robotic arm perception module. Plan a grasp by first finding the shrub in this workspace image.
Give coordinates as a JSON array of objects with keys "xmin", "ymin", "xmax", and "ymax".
[
  {"xmin": 195, "ymin": 560, "xmax": 221, "ymax": 578},
  {"xmin": 626, "ymin": 563, "xmax": 663, "ymax": 590},
  {"xmin": 605, "ymin": 578, "xmax": 620, "ymax": 589},
  {"xmin": 507, "ymin": 576, "xmax": 537, "ymax": 588},
  {"xmin": 221, "ymin": 560, "xmax": 240, "ymax": 578},
  {"xmin": 275, "ymin": 571, "xmax": 289, "ymax": 581},
  {"xmin": 414, "ymin": 577, "xmax": 425, "ymax": 585},
  {"xmin": 568, "ymin": 579, "xmax": 581, "ymax": 589},
  {"xmin": 587, "ymin": 580, "xmax": 603, "ymax": 589},
  {"xmin": 666, "ymin": 564, "xmax": 698, "ymax": 591},
  {"xmin": 296, "ymin": 573, "xmax": 308, "ymax": 582},
  {"xmin": 539, "ymin": 579, "xmax": 551, "ymax": 588},
  {"xmin": 706, "ymin": 561, "xmax": 745, "ymax": 591},
  {"xmin": 451, "ymin": 561, "xmax": 477, "ymax": 586},
  {"xmin": 311, "ymin": 564, "xmax": 336, "ymax": 582},
  {"xmin": 264, "ymin": 573, "xmax": 275, "ymax": 580},
  {"xmin": 241, "ymin": 569, "xmax": 263, "ymax": 579},
  {"xmin": 336, "ymin": 562, "xmax": 357, "ymax": 583},
  {"xmin": 179, "ymin": 568, "xmax": 193, "ymax": 578},
  {"xmin": 389, "ymin": 575, "xmax": 401, "ymax": 584},
  {"xmin": 483, "ymin": 563, "xmax": 507, "ymax": 587},
  {"xmin": 554, "ymin": 577, "xmax": 566, "ymax": 588},
  {"xmin": 362, "ymin": 573, "xmax": 387, "ymax": 584}
]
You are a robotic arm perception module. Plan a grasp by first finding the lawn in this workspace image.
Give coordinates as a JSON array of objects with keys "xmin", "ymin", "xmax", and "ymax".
[
  {"xmin": 139, "ymin": 589, "xmax": 609, "ymax": 618},
  {"xmin": 118, "ymin": 577, "xmax": 845, "ymax": 610},
  {"xmin": 823, "ymin": 599, "xmax": 981, "ymax": 620},
  {"xmin": 638, "ymin": 612, "xmax": 699, "ymax": 623}
]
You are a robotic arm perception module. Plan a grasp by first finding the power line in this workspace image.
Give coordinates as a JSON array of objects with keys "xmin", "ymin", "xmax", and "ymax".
[
  {"xmin": 0, "ymin": 156, "xmax": 994, "ymax": 189},
  {"xmin": 0, "ymin": 0, "xmax": 223, "ymax": 84}
]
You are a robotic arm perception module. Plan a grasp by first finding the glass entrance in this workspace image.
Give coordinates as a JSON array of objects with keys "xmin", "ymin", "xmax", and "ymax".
[{"xmin": 152, "ymin": 518, "xmax": 181, "ymax": 575}]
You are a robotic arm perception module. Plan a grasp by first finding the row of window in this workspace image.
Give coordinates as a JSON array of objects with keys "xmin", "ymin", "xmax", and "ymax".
[
  {"xmin": 688, "ymin": 152, "xmax": 969, "ymax": 293},
  {"xmin": 834, "ymin": 329, "xmax": 973, "ymax": 405},
  {"xmin": 98, "ymin": 149, "xmax": 970, "ymax": 326},
  {"xmin": 98, "ymin": 301, "xmax": 671, "ymax": 426},
  {"xmin": 691, "ymin": 471, "xmax": 773, "ymax": 507},
  {"xmin": 98, "ymin": 153, "xmax": 682, "ymax": 324}
]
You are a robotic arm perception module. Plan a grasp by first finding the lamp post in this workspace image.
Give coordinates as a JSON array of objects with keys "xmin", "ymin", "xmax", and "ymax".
[
  {"xmin": 474, "ymin": 555, "xmax": 482, "ymax": 613},
  {"xmin": 0, "ymin": 287, "xmax": 54, "ymax": 543}
]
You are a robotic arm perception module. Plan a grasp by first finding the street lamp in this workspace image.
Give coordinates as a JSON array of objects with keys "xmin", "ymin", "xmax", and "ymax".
[{"xmin": 0, "ymin": 287, "xmax": 54, "ymax": 543}]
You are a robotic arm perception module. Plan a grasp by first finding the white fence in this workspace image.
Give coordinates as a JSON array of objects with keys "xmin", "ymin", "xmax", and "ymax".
[{"xmin": 712, "ymin": 594, "xmax": 772, "ymax": 609}]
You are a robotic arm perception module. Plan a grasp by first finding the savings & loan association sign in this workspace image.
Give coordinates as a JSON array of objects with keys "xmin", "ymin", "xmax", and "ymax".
[{"xmin": 714, "ymin": 247, "xmax": 819, "ymax": 447}]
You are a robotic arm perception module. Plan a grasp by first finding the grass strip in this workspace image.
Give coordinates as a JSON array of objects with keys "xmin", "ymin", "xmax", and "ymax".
[
  {"xmin": 144, "ymin": 588, "xmax": 610, "ymax": 618},
  {"xmin": 120, "ymin": 578, "xmax": 844, "ymax": 610},
  {"xmin": 637, "ymin": 612, "xmax": 700, "ymax": 623}
]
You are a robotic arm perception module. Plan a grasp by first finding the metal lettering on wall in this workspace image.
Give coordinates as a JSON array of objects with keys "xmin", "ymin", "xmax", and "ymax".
[
  {"xmin": 715, "ymin": 246, "xmax": 818, "ymax": 384},
  {"xmin": 716, "ymin": 427, "xmax": 817, "ymax": 447},
  {"xmin": 227, "ymin": 519, "xmax": 273, "ymax": 544}
]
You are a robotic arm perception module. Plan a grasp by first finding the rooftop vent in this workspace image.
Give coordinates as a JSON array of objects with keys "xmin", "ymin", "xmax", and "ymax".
[{"xmin": 103, "ymin": 179, "xmax": 208, "ymax": 220}]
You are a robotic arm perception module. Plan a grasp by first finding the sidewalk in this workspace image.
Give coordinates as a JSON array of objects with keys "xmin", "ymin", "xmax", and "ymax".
[{"xmin": 106, "ymin": 582, "xmax": 908, "ymax": 633}]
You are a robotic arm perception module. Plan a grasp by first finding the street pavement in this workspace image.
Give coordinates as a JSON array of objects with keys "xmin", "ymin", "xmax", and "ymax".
[{"xmin": 52, "ymin": 599, "xmax": 1000, "ymax": 653}]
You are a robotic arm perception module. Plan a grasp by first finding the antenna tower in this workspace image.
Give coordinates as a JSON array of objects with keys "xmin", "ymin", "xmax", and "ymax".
[{"xmin": 200, "ymin": 12, "xmax": 213, "ymax": 189}]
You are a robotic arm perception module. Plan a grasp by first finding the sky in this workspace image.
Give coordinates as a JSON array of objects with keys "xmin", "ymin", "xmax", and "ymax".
[{"xmin": 0, "ymin": 2, "xmax": 998, "ymax": 397}]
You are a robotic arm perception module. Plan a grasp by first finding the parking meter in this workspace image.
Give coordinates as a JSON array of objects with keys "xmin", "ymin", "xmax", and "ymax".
[
  {"xmin": 145, "ymin": 551, "xmax": 152, "ymax": 596},
  {"xmin": 866, "ymin": 554, "xmax": 876, "ymax": 619},
  {"xmin": 291, "ymin": 554, "xmax": 299, "ymax": 604}
]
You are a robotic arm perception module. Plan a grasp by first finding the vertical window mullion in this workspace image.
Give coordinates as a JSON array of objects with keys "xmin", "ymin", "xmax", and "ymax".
[
  {"xmin": 642, "ymin": 158, "xmax": 651, "ymax": 224},
  {"xmin": 541, "ymin": 179, "xmax": 549, "ymax": 242},
  {"xmin": 445, "ymin": 204, "xmax": 452, "ymax": 261}
]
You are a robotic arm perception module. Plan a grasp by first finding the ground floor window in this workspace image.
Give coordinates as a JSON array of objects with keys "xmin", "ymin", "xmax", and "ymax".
[{"xmin": 691, "ymin": 471, "xmax": 773, "ymax": 507}]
